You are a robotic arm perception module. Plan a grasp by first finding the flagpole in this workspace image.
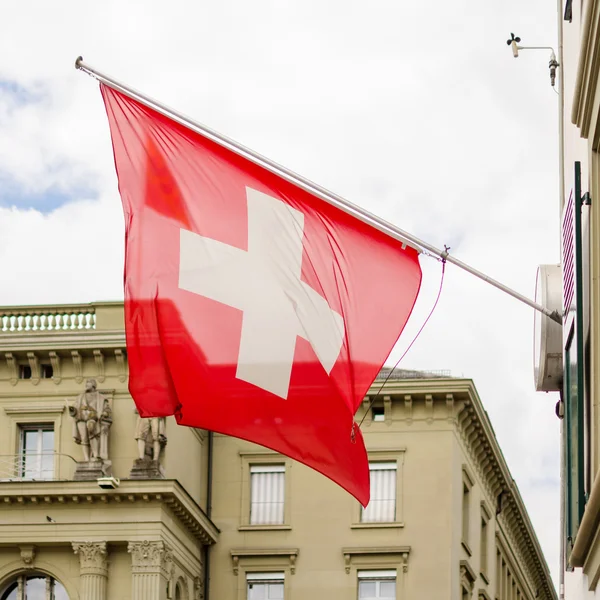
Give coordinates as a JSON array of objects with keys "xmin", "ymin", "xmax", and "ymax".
[{"xmin": 75, "ymin": 57, "xmax": 562, "ymax": 325}]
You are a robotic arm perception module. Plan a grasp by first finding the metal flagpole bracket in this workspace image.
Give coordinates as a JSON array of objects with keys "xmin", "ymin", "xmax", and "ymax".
[{"xmin": 74, "ymin": 57, "xmax": 562, "ymax": 326}]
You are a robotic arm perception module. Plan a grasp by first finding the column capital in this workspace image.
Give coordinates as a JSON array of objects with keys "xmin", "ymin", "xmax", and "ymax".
[
  {"xmin": 128, "ymin": 540, "xmax": 173, "ymax": 578},
  {"xmin": 72, "ymin": 541, "xmax": 108, "ymax": 577}
]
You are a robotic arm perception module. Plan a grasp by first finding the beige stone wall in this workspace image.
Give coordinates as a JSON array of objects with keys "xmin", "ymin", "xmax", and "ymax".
[{"xmin": 0, "ymin": 303, "xmax": 555, "ymax": 599}]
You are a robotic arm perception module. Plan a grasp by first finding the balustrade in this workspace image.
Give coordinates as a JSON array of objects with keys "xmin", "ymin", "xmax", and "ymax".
[{"xmin": 0, "ymin": 305, "xmax": 96, "ymax": 332}]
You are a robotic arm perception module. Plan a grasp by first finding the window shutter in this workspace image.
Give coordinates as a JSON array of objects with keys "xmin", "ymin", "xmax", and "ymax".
[{"xmin": 562, "ymin": 161, "xmax": 589, "ymax": 552}]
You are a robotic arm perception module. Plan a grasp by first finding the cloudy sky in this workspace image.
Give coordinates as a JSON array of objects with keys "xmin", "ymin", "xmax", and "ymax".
[{"xmin": 0, "ymin": 0, "xmax": 561, "ymax": 585}]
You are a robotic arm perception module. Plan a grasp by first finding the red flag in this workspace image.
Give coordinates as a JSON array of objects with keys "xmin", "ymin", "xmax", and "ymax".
[{"xmin": 101, "ymin": 84, "xmax": 422, "ymax": 505}]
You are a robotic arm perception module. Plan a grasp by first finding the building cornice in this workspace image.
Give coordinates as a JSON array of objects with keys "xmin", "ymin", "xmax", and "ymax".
[
  {"xmin": 230, "ymin": 548, "xmax": 299, "ymax": 575},
  {"xmin": 373, "ymin": 378, "xmax": 557, "ymax": 600},
  {"xmin": 0, "ymin": 331, "xmax": 126, "ymax": 353},
  {"xmin": 572, "ymin": 0, "xmax": 600, "ymax": 140},
  {"xmin": 0, "ymin": 479, "xmax": 218, "ymax": 545},
  {"xmin": 341, "ymin": 546, "xmax": 411, "ymax": 574}
]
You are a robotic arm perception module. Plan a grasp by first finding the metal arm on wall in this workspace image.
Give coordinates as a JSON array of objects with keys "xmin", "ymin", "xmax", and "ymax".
[
  {"xmin": 75, "ymin": 56, "xmax": 563, "ymax": 325},
  {"xmin": 507, "ymin": 34, "xmax": 560, "ymax": 87}
]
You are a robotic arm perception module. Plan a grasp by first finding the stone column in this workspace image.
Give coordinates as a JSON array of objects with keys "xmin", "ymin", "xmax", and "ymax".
[
  {"xmin": 128, "ymin": 540, "xmax": 173, "ymax": 600},
  {"xmin": 72, "ymin": 542, "xmax": 108, "ymax": 600}
]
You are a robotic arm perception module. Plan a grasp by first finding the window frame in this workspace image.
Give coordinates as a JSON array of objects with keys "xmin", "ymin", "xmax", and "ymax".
[
  {"xmin": 361, "ymin": 462, "xmax": 397, "ymax": 524},
  {"xmin": 18, "ymin": 424, "xmax": 55, "ymax": 480},
  {"xmin": 352, "ymin": 450, "xmax": 405, "ymax": 529},
  {"xmin": 357, "ymin": 569, "xmax": 397, "ymax": 599},
  {"xmin": 2, "ymin": 405, "xmax": 64, "ymax": 481},
  {"xmin": 479, "ymin": 502, "xmax": 491, "ymax": 584},
  {"xmin": 239, "ymin": 452, "xmax": 292, "ymax": 530},
  {"xmin": 233, "ymin": 557, "xmax": 293, "ymax": 600},
  {"xmin": 246, "ymin": 572, "xmax": 285, "ymax": 600},
  {"xmin": 0, "ymin": 573, "xmax": 69, "ymax": 600},
  {"xmin": 249, "ymin": 464, "xmax": 286, "ymax": 526},
  {"xmin": 461, "ymin": 465, "xmax": 474, "ymax": 555}
]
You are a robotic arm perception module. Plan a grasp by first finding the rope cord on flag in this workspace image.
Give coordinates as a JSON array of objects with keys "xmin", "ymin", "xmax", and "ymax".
[{"xmin": 354, "ymin": 249, "xmax": 448, "ymax": 435}]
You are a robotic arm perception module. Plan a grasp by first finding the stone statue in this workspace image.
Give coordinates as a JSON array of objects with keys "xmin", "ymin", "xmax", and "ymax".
[
  {"xmin": 68, "ymin": 379, "xmax": 112, "ymax": 463},
  {"xmin": 135, "ymin": 414, "xmax": 167, "ymax": 462},
  {"xmin": 129, "ymin": 409, "xmax": 168, "ymax": 479}
]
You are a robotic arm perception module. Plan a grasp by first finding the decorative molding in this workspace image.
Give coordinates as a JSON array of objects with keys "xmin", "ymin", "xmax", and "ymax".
[
  {"xmin": 27, "ymin": 352, "xmax": 40, "ymax": 385},
  {"xmin": 424, "ymin": 394, "xmax": 433, "ymax": 423},
  {"xmin": 49, "ymin": 351, "xmax": 61, "ymax": 384},
  {"xmin": 5, "ymin": 353, "xmax": 18, "ymax": 386},
  {"xmin": 481, "ymin": 500, "xmax": 492, "ymax": 521},
  {"xmin": 360, "ymin": 397, "xmax": 371, "ymax": 427},
  {"xmin": 3, "ymin": 404, "xmax": 65, "ymax": 415},
  {"xmin": 128, "ymin": 540, "xmax": 173, "ymax": 578},
  {"xmin": 341, "ymin": 546, "xmax": 410, "ymax": 574},
  {"xmin": 238, "ymin": 525, "xmax": 292, "ymax": 532},
  {"xmin": 478, "ymin": 589, "xmax": 492, "ymax": 600},
  {"xmin": 190, "ymin": 428, "xmax": 207, "ymax": 443},
  {"xmin": 71, "ymin": 351, "xmax": 83, "ymax": 383},
  {"xmin": 383, "ymin": 396, "xmax": 392, "ymax": 425},
  {"xmin": 93, "ymin": 350, "xmax": 105, "ymax": 383},
  {"xmin": 0, "ymin": 481, "xmax": 219, "ymax": 545},
  {"xmin": 404, "ymin": 395, "xmax": 412, "ymax": 424},
  {"xmin": 460, "ymin": 560, "xmax": 477, "ymax": 593},
  {"xmin": 238, "ymin": 450, "xmax": 282, "ymax": 458},
  {"xmin": 114, "ymin": 349, "xmax": 127, "ymax": 382},
  {"xmin": 572, "ymin": 0, "xmax": 600, "ymax": 138},
  {"xmin": 72, "ymin": 541, "xmax": 108, "ymax": 576},
  {"xmin": 194, "ymin": 575, "xmax": 204, "ymax": 600},
  {"xmin": 462, "ymin": 464, "xmax": 474, "ymax": 489},
  {"xmin": 230, "ymin": 548, "xmax": 298, "ymax": 576},
  {"xmin": 19, "ymin": 545, "xmax": 36, "ymax": 569},
  {"xmin": 446, "ymin": 394, "xmax": 454, "ymax": 421}
]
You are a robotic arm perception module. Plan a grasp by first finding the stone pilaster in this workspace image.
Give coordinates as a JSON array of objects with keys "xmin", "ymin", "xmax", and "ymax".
[
  {"xmin": 128, "ymin": 540, "xmax": 173, "ymax": 600},
  {"xmin": 72, "ymin": 542, "xmax": 108, "ymax": 600}
]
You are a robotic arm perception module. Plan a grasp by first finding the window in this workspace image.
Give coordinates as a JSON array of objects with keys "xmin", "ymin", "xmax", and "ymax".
[
  {"xmin": 250, "ymin": 465, "xmax": 285, "ymax": 525},
  {"xmin": 480, "ymin": 504, "xmax": 490, "ymax": 582},
  {"xmin": 461, "ymin": 467, "xmax": 473, "ymax": 553},
  {"xmin": 19, "ymin": 425, "xmax": 54, "ymax": 480},
  {"xmin": 480, "ymin": 516, "xmax": 488, "ymax": 578},
  {"xmin": 462, "ymin": 482, "xmax": 470, "ymax": 545},
  {"xmin": 19, "ymin": 365, "xmax": 31, "ymax": 379},
  {"xmin": 246, "ymin": 572, "xmax": 284, "ymax": 600},
  {"xmin": 372, "ymin": 406, "xmax": 385, "ymax": 422},
  {"xmin": 362, "ymin": 462, "xmax": 396, "ymax": 523},
  {"xmin": 1, "ymin": 574, "xmax": 69, "ymax": 600},
  {"xmin": 358, "ymin": 570, "xmax": 396, "ymax": 599},
  {"xmin": 41, "ymin": 364, "xmax": 53, "ymax": 379}
]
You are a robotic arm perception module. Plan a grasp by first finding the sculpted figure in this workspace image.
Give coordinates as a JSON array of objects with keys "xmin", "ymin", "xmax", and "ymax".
[
  {"xmin": 135, "ymin": 413, "xmax": 167, "ymax": 462},
  {"xmin": 68, "ymin": 379, "xmax": 112, "ymax": 462}
]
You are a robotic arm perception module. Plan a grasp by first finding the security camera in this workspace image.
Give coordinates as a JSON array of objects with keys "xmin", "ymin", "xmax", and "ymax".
[{"xmin": 97, "ymin": 476, "xmax": 120, "ymax": 489}]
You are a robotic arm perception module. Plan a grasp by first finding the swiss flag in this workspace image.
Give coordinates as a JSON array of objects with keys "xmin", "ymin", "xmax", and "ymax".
[{"xmin": 101, "ymin": 84, "xmax": 422, "ymax": 505}]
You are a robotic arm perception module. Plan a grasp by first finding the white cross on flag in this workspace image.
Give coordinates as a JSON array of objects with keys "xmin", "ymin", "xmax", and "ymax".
[{"xmin": 101, "ymin": 85, "xmax": 422, "ymax": 505}]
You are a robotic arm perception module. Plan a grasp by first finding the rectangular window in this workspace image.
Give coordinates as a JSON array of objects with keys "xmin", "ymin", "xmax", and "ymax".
[
  {"xmin": 462, "ymin": 481, "xmax": 470, "ymax": 546},
  {"xmin": 247, "ymin": 572, "xmax": 284, "ymax": 599},
  {"xmin": 358, "ymin": 570, "xmax": 396, "ymax": 599},
  {"xmin": 19, "ymin": 425, "xmax": 54, "ymax": 480},
  {"xmin": 372, "ymin": 406, "xmax": 385, "ymax": 422},
  {"xmin": 250, "ymin": 465, "xmax": 285, "ymax": 525},
  {"xmin": 480, "ymin": 514, "xmax": 488, "ymax": 579},
  {"xmin": 361, "ymin": 462, "xmax": 397, "ymax": 522}
]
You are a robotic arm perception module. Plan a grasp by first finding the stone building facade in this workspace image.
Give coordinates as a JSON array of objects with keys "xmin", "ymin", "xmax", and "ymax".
[{"xmin": 0, "ymin": 302, "xmax": 555, "ymax": 599}]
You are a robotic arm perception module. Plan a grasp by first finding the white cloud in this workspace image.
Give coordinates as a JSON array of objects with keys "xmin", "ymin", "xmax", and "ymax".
[{"xmin": 0, "ymin": 0, "xmax": 561, "ymax": 586}]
